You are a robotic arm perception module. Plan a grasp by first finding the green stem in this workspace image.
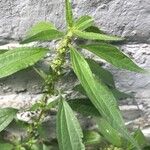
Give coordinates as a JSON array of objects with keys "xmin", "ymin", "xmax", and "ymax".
[{"xmin": 23, "ymin": 31, "xmax": 73, "ymax": 148}]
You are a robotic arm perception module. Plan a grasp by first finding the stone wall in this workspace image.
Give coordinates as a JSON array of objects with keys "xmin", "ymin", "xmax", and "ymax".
[{"xmin": 0, "ymin": 0, "xmax": 150, "ymax": 138}]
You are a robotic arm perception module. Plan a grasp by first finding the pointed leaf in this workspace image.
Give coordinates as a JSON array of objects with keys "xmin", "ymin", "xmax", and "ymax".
[
  {"xmin": 111, "ymin": 88, "xmax": 132, "ymax": 100},
  {"xmin": 0, "ymin": 47, "xmax": 48, "ymax": 78},
  {"xmin": 0, "ymin": 108, "xmax": 18, "ymax": 132},
  {"xmin": 128, "ymin": 129, "xmax": 147, "ymax": 149},
  {"xmin": 68, "ymin": 99, "xmax": 100, "ymax": 116},
  {"xmin": 21, "ymin": 29, "xmax": 64, "ymax": 44},
  {"xmin": 73, "ymin": 30, "xmax": 123, "ymax": 41},
  {"xmin": 83, "ymin": 130, "xmax": 102, "ymax": 145},
  {"xmin": 74, "ymin": 16, "xmax": 94, "ymax": 31},
  {"xmin": 57, "ymin": 99, "xmax": 85, "ymax": 150},
  {"xmin": 71, "ymin": 46, "xmax": 122, "ymax": 123},
  {"xmin": 0, "ymin": 49, "xmax": 8, "ymax": 54},
  {"xmin": 74, "ymin": 83, "xmax": 131, "ymax": 101},
  {"xmin": 0, "ymin": 141, "xmax": 13, "ymax": 150},
  {"xmin": 26, "ymin": 22, "xmax": 56, "ymax": 37},
  {"xmin": 81, "ymin": 43, "xmax": 144, "ymax": 72},
  {"xmin": 73, "ymin": 84, "xmax": 87, "ymax": 96},
  {"xmin": 84, "ymin": 26, "xmax": 105, "ymax": 34},
  {"xmin": 21, "ymin": 22, "xmax": 63, "ymax": 44},
  {"xmin": 133, "ymin": 129, "xmax": 147, "ymax": 147},
  {"xmin": 97, "ymin": 118, "xmax": 122, "ymax": 147},
  {"xmin": 70, "ymin": 46, "xmax": 140, "ymax": 149},
  {"xmin": 74, "ymin": 58, "xmax": 131, "ymax": 100},
  {"xmin": 86, "ymin": 59, "xmax": 115, "ymax": 88},
  {"xmin": 65, "ymin": 0, "xmax": 73, "ymax": 27}
]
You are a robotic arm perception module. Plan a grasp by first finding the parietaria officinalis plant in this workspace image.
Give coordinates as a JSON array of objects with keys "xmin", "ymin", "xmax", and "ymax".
[{"xmin": 0, "ymin": 0, "xmax": 149, "ymax": 150}]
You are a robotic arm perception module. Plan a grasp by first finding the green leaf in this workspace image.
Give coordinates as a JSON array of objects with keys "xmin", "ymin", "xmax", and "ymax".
[
  {"xmin": 81, "ymin": 43, "xmax": 144, "ymax": 72},
  {"xmin": 111, "ymin": 88, "xmax": 132, "ymax": 100},
  {"xmin": 73, "ymin": 30, "xmax": 123, "ymax": 41},
  {"xmin": 27, "ymin": 22, "xmax": 56, "ymax": 36},
  {"xmin": 83, "ymin": 130, "xmax": 102, "ymax": 145},
  {"xmin": 68, "ymin": 99, "xmax": 100, "ymax": 116},
  {"xmin": 74, "ymin": 83, "xmax": 131, "ymax": 101},
  {"xmin": 57, "ymin": 99, "xmax": 85, "ymax": 150},
  {"xmin": 21, "ymin": 22, "xmax": 63, "ymax": 44},
  {"xmin": 97, "ymin": 118, "xmax": 122, "ymax": 147},
  {"xmin": 128, "ymin": 129, "xmax": 147, "ymax": 149},
  {"xmin": 0, "ymin": 49, "xmax": 8, "ymax": 54},
  {"xmin": 70, "ymin": 46, "xmax": 140, "ymax": 149},
  {"xmin": 74, "ymin": 16, "xmax": 94, "ymax": 31},
  {"xmin": 144, "ymin": 146, "xmax": 150, "ymax": 150},
  {"xmin": 84, "ymin": 26, "xmax": 105, "ymax": 34},
  {"xmin": 20, "ymin": 22, "xmax": 62, "ymax": 44},
  {"xmin": 86, "ymin": 59, "xmax": 115, "ymax": 88},
  {"xmin": 30, "ymin": 102, "xmax": 42, "ymax": 111},
  {"xmin": 74, "ymin": 59, "xmax": 131, "ymax": 100},
  {"xmin": 65, "ymin": 0, "xmax": 74, "ymax": 27},
  {"xmin": 21, "ymin": 29, "xmax": 64, "ymax": 44},
  {"xmin": 0, "ymin": 47, "xmax": 48, "ymax": 78},
  {"xmin": 133, "ymin": 129, "xmax": 147, "ymax": 147},
  {"xmin": 71, "ymin": 46, "xmax": 122, "ymax": 123},
  {"xmin": 73, "ymin": 84, "xmax": 87, "ymax": 96},
  {"xmin": 0, "ymin": 108, "xmax": 18, "ymax": 132},
  {"xmin": 20, "ymin": 21, "xmax": 63, "ymax": 44},
  {"xmin": 0, "ymin": 141, "xmax": 13, "ymax": 150}
]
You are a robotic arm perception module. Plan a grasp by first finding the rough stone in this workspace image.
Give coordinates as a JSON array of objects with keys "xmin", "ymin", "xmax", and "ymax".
[{"xmin": 0, "ymin": 0, "xmax": 150, "ymax": 43}]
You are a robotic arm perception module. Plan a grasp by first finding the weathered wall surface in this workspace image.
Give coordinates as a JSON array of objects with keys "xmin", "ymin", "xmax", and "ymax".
[
  {"xmin": 0, "ymin": 0, "xmax": 150, "ymax": 136},
  {"xmin": 0, "ymin": 0, "xmax": 150, "ymax": 44}
]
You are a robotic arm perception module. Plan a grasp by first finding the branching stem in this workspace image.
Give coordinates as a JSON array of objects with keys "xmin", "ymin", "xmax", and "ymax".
[{"xmin": 24, "ymin": 31, "xmax": 73, "ymax": 148}]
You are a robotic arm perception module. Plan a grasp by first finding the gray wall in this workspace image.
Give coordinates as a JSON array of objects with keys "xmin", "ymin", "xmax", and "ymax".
[{"xmin": 0, "ymin": 0, "xmax": 150, "ymax": 135}]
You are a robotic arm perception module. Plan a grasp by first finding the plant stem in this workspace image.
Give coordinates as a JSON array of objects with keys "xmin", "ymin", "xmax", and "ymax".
[{"xmin": 24, "ymin": 31, "xmax": 73, "ymax": 148}]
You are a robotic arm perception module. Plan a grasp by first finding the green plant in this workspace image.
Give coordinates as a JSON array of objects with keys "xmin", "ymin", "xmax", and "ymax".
[{"xmin": 0, "ymin": 0, "xmax": 148, "ymax": 150}]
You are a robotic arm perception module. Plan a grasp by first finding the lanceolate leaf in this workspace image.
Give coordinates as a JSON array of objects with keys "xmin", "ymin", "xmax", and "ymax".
[
  {"xmin": 0, "ymin": 47, "xmax": 48, "ymax": 78},
  {"xmin": 74, "ymin": 16, "xmax": 94, "ymax": 31},
  {"xmin": 68, "ymin": 98, "xmax": 100, "ymax": 116},
  {"xmin": 128, "ymin": 129, "xmax": 147, "ymax": 149},
  {"xmin": 73, "ymin": 84, "xmax": 87, "ymax": 96},
  {"xmin": 21, "ymin": 22, "xmax": 63, "ymax": 44},
  {"xmin": 21, "ymin": 29, "xmax": 64, "ymax": 44},
  {"xmin": 70, "ymin": 46, "xmax": 122, "ymax": 123},
  {"xmin": 74, "ymin": 59, "xmax": 131, "ymax": 100},
  {"xmin": 0, "ymin": 108, "xmax": 18, "ymax": 132},
  {"xmin": 81, "ymin": 43, "xmax": 144, "ymax": 72},
  {"xmin": 86, "ymin": 59, "xmax": 115, "ymax": 88},
  {"xmin": 74, "ymin": 58, "xmax": 131, "ymax": 100},
  {"xmin": 26, "ymin": 22, "xmax": 56, "ymax": 37},
  {"xmin": 70, "ymin": 46, "xmax": 140, "ymax": 149},
  {"xmin": 65, "ymin": 0, "xmax": 74, "ymax": 27},
  {"xmin": 133, "ymin": 129, "xmax": 147, "ymax": 147},
  {"xmin": 73, "ymin": 30, "xmax": 123, "ymax": 41},
  {"xmin": 0, "ymin": 49, "xmax": 8, "ymax": 54},
  {"xmin": 57, "ymin": 99, "xmax": 85, "ymax": 150},
  {"xmin": 20, "ymin": 22, "xmax": 64, "ymax": 44},
  {"xmin": 84, "ymin": 26, "xmax": 105, "ymax": 34},
  {"xmin": 97, "ymin": 118, "xmax": 122, "ymax": 147},
  {"xmin": 74, "ymin": 84, "xmax": 131, "ymax": 101},
  {"xmin": 111, "ymin": 88, "xmax": 132, "ymax": 100}
]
